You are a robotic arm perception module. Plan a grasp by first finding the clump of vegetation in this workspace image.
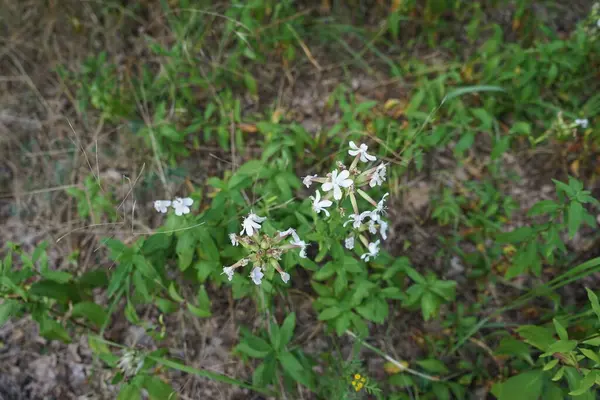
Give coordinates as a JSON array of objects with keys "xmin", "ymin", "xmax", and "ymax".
[{"xmin": 3, "ymin": 0, "xmax": 600, "ymax": 399}]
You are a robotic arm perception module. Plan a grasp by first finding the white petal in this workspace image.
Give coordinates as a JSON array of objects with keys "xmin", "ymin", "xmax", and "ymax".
[
  {"xmin": 280, "ymin": 272, "xmax": 290, "ymax": 283},
  {"xmin": 333, "ymin": 185, "xmax": 342, "ymax": 200},
  {"xmin": 337, "ymin": 169, "xmax": 350, "ymax": 181},
  {"xmin": 182, "ymin": 197, "xmax": 193, "ymax": 206},
  {"xmin": 320, "ymin": 199, "xmax": 332, "ymax": 208},
  {"xmin": 349, "ymin": 141, "xmax": 359, "ymax": 150},
  {"xmin": 322, "ymin": 182, "xmax": 333, "ymax": 192}
]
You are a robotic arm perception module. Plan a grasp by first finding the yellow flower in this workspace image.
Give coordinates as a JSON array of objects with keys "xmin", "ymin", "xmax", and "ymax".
[{"xmin": 354, "ymin": 374, "xmax": 361, "ymax": 380}]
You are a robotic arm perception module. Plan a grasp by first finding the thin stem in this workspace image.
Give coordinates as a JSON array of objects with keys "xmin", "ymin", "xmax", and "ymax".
[{"xmin": 346, "ymin": 331, "xmax": 441, "ymax": 382}]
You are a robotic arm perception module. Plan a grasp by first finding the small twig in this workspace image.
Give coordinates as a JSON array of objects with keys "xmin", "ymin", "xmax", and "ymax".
[{"xmin": 345, "ymin": 330, "xmax": 441, "ymax": 382}]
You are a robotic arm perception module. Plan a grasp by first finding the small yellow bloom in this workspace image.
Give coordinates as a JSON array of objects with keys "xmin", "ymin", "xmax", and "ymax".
[
  {"xmin": 356, "ymin": 383, "xmax": 364, "ymax": 391},
  {"xmin": 354, "ymin": 374, "xmax": 361, "ymax": 380},
  {"xmin": 361, "ymin": 377, "xmax": 366, "ymax": 383}
]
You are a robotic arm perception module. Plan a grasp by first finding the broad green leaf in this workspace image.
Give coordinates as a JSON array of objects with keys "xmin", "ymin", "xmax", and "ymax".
[
  {"xmin": 517, "ymin": 325, "xmax": 554, "ymax": 351},
  {"xmin": 29, "ymin": 280, "xmax": 80, "ymax": 304},
  {"xmin": 553, "ymin": 318, "xmax": 568, "ymax": 341},
  {"xmin": 496, "ymin": 227, "xmax": 533, "ymax": 244},
  {"xmin": 143, "ymin": 376, "xmax": 177, "ymax": 400},
  {"xmin": 318, "ymin": 307, "xmax": 342, "ymax": 321},
  {"xmin": 528, "ymin": 200, "xmax": 559, "ymax": 217},
  {"xmin": 546, "ymin": 339, "xmax": 577, "ymax": 354},
  {"xmin": 490, "ymin": 369, "xmax": 544, "ymax": 400},
  {"xmin": 586, "ymin": 288, "xmax": 600, "ymax": 321},
  {"xmin": 71, "ymin": 302, "xmax": 108, "ymax": 327},
  {"xmin": 579, "ymin": 348, "xmax": 600, "ymax": 363},
  {"xmin": 416, "ymin": 359, "xmax": 449, "ymax": 374},
  {"xmin": 279, "ymin": 312, "xmax": 296, "ymax": 348},
  {"xmin": 568, "ymin": 201, "xmax": 583, "ymax": 239},
  {"xmin": 0, "ymin": 300, "xmax": 20, "ymax": 327},
  {"xmin": 107, "ymin": 262, "xmax": 132, "ymax": 297},
  {"xmin": 278, "ymin": 351, "xmax": 314, "ymax": 390},
  {"xmin": 569, "ymin": 370, "xmax": 597, "ymax": 396},
  {"xmin": 117, "ymin": 382, "xmax": 142, "ymax": 400},
  {"xmin": 421, "ymin": 291, "xmax": 438, "ymax": 320},
  {"xmin": 41, "ymin": 270, "xmax": 73, "ymax": 283}
]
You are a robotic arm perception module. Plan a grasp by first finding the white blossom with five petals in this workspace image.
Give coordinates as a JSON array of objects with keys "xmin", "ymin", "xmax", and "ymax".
[
  {"xmin": 345, "ymin": 236, "xmax": 355, "ymax": 250},
  {"xmin": 280, "ymin": 271, "xmax": 290, "ymax": 283},
  {"xmin": 241, "ymin": 212, "xmax": 266, "ymax": 236},
  {"xmin": 302, "ymin": 174, "xmax": 318, "ymax": 188},
  {"xmin": 348, "ymin": 141, "xmax": 376, "ymax": 162},
  {"xmin": 360, "ymin": 240, "xmax": 380, "ymax": 262},
  {"xmin": 310, "ymin": 190, "xmax": 333, "ymax": 216},
  {"xmin": 322, "ymin": 169, "xmax": 353, "ymax": 201},
  {"xmin": 172, "ymin": 197, "xmax": 193, "ymax": 216},
  {"xmin": 222, "ymin": 266, "xmax": 235, "ymax": 281},
  {"xmin": 250, "ymin": 267, "xmax": 264, "ymax": 285},
  {"xmin": 154, "ymin": 200, "xmax": 171, "ymax": 214}
]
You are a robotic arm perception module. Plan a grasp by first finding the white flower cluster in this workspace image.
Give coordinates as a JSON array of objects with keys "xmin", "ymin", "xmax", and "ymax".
[
  {"xmin": 222, "ymin": 211, "xmax": 303, "ymax": 286},
  {"xmin": 302, "ymin": 141, "xmax": 390, "ymax": 262},
  {"xmin": 154, "ymin": 197, "xmax": 194, "ymax": 216},
  {"xmin": 575, "ymin": 118, "xmax": 589, "ymax": 129},
  {"xmin": 117, "ymin": 350, "xmax": 144, "ymax": 377}
]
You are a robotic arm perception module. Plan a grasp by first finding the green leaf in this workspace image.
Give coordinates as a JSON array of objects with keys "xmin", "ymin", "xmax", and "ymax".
[
  {"xmin": 278, "ymin": 351, "xmax": 314, "ymax": 390},
  {"xmin": 580, "ymin": 347, "xmax": 600, "ymax": 363},
  {"xmin": 553, "ymin": 318, "xmax": 568, "ymax": 341},
  {"xmin": 117, "ymin": 382, "xmax": 142, "ymax": 400},
  {"xmin": 421, "ymin": 291, "xmax": 438, "ymax": 320},
  {"xmin": 496, "ymin": 227, "xmax": 533, "ymax": 244},
  {"xmin": 517, "ymin": 325, "xmax": 555, "ymax": 351},
  {"xmin": 29, "ymin": 280, "xmax": 80, "ymax": 304},
  {"xmin": 416, "ymin": 359, "xmax": 449, "ymax": 374},
  {"xmin": 403, "ymin": 266, "xmax": 426, "ymax": 284},
  {"xmin": 314, "ymin": 263, "xmax": 336, "ymax": 280},
  {"xmin": 39, "ymin": 317, "xmax": 71, "ymax": 343},
  {"xmin": 546, "ymin": 340, "xmax": 578, "ymax": 354},
  {"xmin": 568, "ymin": 201, "xmax": 584, "ymax": 239},
  {"xmin": 41, "ymin": 270, "xmax": 73, "ymax": 283},
  {"xmin": 71, "ymin": 302, "xmax": 108, "ymax": 327},
  {"xmin": 143, "ymin": 376, "xmax": 177, "ymax": 400},
  {"xmin": 586, "ymin": 288, "xmax": 600, "ymax": 321},
  {"xmin": 528, "ymin": 200, "xmax": 560, "ymax": 217},
  {"xmin": 176, "ymin": 232, "xmax": 196, "ymax": 271},
  {"xmin": 107, "ymin": 262, "xmax": 132, "ymax": 297},
  {"xmin": 318, "ymin": 307, "xmax": 342, "ymax": 321},
  {"xmin": 443, "ymin": 85, "xmax": 506, "ymax": 103},
  {"xmin": 149, "ymin": 355, "xmax": 268, "ymax": 393},
  {"xmin": 279, "ymin": 312, "xmax": 296, "ymax": 348},
  {"xmin": 490, "ymin": 369, "xmax": 544, "ymax": 400},
  {"xmin": 0, "ymin": 300, "xmax": 20, "ymax": 327},
  {"xmin": 569, "ymin": 370, "xmax": 597, "ymax": 396}
]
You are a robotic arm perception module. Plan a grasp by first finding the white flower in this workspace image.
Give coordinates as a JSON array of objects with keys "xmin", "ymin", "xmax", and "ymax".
[
  {"xmin": 369, "ymin": 170, "xmax": 384, "ymax": 187},
  {"xmin": 575, "ymin": 118, "xmax": 589, "ymax": 129},
  {"xmin": 379, "ymin": 220, "xmax": 388, "ymax": 240},
  {"xmin": 280, "ymin": 271, "xmax": 290, "ymax": 283},
  {"xmin": 154, "ymin": 200, "xmax": 171, "ymax": 213},
  {"xmin": 118, "ymin": 350, "xmax": 144, "ymax": 377},
  {"xmin": 344, "ymin": 211, "xmax": 371, "ymax": 228},
  {"xmin": 368, "ymin": 220, "xmax": 377, "ymax": 234},
  {"xmin": 279, "ymin": 228, "xmax": 295, "ymax": 238},
  {"xmin": 375, "ymin": 193, "xmax": 389, "ymax": 215},
  {"xmin": 348, "ymin": 141, "xmax": 377, "ymax": 163},
  {"xmin": 241, "ymin": 212, "xmax": 266, "ymax": 236},
  {"xmin": 229, "ymin": 233, "xmax": 239, "ymax": 246},
  {"xmin": 369, "ymin": 163, "xmax": 387, "ymax": 187},
  {"xmin": 172, "ymin": 197, "xmax": 193, "ymax": 216},
  {"xmin": 222, "ymin": 266, "xmax": 235, "ymax": 281},
  {"xmin": 345, "ymin": 236, "xmax": 355, "ymax": 250},
  {"xmin": 250, "ymin": 267, "xmax": 264, "ymax": 285},
  {"xmin": 360, "ymin": 240, "xmax": 380, "ymax": 262},
  {"xmin": 310, "ymin": 190, "xmax": 333, "ymax": 216},
  {"xmin": 290, "ymin": 235, "xmax": 307, "ymax": 258},
  {"xmin": 302, "ymin": 174, "xmax": 318, "ymax": 188},
  {"xmin": 322, "ymin": 169, "xmax": 353, "ymax": 201}
]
